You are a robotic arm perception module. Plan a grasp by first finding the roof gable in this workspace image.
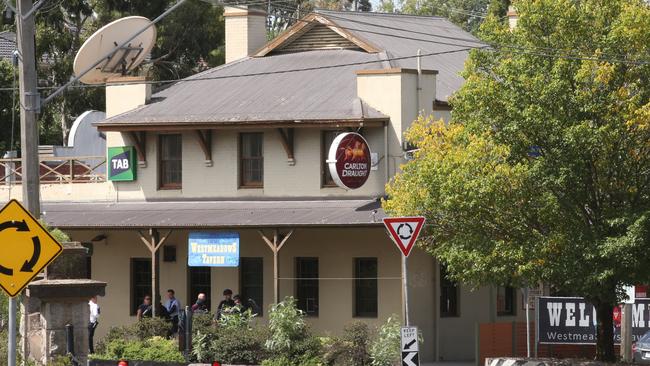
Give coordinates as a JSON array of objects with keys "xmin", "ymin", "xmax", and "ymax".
[
  {"xmin": 255, "ymin": 13, "xmax": 379, "ymax": 56},
  {"xmin": 274, "ymin": 24, "xmax": 360, "ymax": 53}
]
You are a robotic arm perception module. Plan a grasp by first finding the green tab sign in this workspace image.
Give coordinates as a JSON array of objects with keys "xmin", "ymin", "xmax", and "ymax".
[{"xmin": 108, "ymin": 146, "xmax": 136, "ymax": 181}]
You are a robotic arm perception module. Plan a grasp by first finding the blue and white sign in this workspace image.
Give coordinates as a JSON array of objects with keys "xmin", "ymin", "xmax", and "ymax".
[{"xmin": 188, "ymin": 232, "xmax": 239, "ymax": 267}]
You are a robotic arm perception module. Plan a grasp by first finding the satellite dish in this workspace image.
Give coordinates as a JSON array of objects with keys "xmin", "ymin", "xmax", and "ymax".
[{"xmin": 73, "ymin": 16, "xmax": 156, "ymax": 85}]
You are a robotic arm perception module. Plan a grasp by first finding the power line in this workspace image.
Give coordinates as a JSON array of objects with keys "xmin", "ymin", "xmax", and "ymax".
[
  {"xmin": 0, "ymin": 46, "xmax": 477, "ymax": 92},
  {"xmin": 268, "ymin": 4, "xmax": 650, "ymax": 64},
  {"xmin": 0, "ymin": 2, "xmax": 648, "ymax": 94}
]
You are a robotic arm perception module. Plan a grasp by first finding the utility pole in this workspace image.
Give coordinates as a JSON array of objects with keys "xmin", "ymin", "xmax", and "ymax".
[
  {"xmin": 9, "ymin": 1, "xmax": 41, "ymax": 365},
  {"xmin": 17, "ymin": 0, "xmax": 41, "ymax": 217}
]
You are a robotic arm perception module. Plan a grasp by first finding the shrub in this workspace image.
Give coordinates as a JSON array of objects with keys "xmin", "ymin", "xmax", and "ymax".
[
  {"xmin": 39, "ymin": 220, "xmax": 70, "ymax": 243},
  {"xmin": 218, "ymin": 308, "xmax": 256, "ymax": 330},
  {"xmin": 369, "ymin": 316, "xmax": 401, "ymax": 366},
  {"xmin": 264, "ymin": 297, "xmax": 322, "ymax": 364},
  {"xmin": 50, "ymin": 355, "xmax": 73, "ymax": 366},
  {"xmin": 194, "ymin": 326, "xmax": 268, "ymax": 364},
  {"xmin": 321, "ymin": 337, "xmax": 348, "ymax": 365},
  {"xmin": 0, "ymin": 328, "xmax": 7, "ymax": 364},
  {"xmin": 321, "ymin": 322, "xmax": 372, "ymax": 366},
  {"xmin": 192, "ymin": 307, "xmax": 267, "ymax": 364},
  {"xmin": 261, "ymin": 355, "xmax": 324, "ymax": 366},
  {"xmin": 94, "ymin": 317, "xmax": 172, "ymax": 355},
  {"xmin": 191, "ymin": 312, "xmax": 215, "ymax": 334},
  {"xmin": 91, "ymin": 336, "xmax": 184, "ymax": 362},
  {"xmin": 343, "ymin": 321, "xmax": 371, "ymax": 366}
]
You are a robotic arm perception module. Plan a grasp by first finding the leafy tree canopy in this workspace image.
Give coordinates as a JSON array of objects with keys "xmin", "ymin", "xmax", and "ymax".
[
  {"xmin": 397, "ymin": 0, "xmax": 509, "ymax": 32},
  {"xmin": 384, "ymin": 0, "xmax": 650, "ymax": 360},
  {"xmin": 1, "ymin": 0, "xmax": 224, "ymax": 149}
]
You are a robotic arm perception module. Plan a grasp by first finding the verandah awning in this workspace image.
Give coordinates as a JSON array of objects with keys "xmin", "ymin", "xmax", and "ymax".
[{"xmin": 41, "ymin": 199, "xmax": 386, "ymax": 229}]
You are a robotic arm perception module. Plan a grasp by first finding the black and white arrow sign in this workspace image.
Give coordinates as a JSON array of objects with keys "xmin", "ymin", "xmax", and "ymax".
[
  {"xmin": 402, "ymin": 351, "xmax": 419, "ymax": 366},
  {"xmin": 401, "ymin": 326, "xmax": 419, "ymax": 366}
]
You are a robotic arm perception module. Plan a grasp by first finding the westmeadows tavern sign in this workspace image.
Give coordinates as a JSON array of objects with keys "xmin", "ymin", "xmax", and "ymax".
[
  {"xmin": 188, "ymin": 232, "xmax": 240, "ymax": 267},
  {"xmin": 538, "ymin": 297, "xmax": 650, "ymax": 344}
]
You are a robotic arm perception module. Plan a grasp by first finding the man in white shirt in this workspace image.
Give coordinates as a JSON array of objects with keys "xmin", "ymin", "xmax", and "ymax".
[
  {"xmin": 88, "ymin": 295, "xmax": 100, "ymax": 353},
  {"xmin": 164, "ymin": 289, "xmax": 181, "ymax": 336}
]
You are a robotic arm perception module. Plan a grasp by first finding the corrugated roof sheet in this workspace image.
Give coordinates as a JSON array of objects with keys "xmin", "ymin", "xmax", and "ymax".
[
  {"xmin": 100, "ymin": 11, "xmax": 477, "ymax": 127},
  {"xmin": 315, "ymin": 10, "xmax": 480, "ymax": 102},
  {"xmin": 42, "ymin": 199, "xmax": 386, "ymax": 228},
  {"xmin": 100, "ymin": 50, "xmax": 388, "ymax": 126},
  {"xmin": 0, "ymin": 31, "xmax": 16, "ymax": 60}
]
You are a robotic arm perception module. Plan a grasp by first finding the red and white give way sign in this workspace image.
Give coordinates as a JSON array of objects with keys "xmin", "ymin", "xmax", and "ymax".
[{"xmin": 382, "ymin": 217, "xmax": 426, "ymax": 257}]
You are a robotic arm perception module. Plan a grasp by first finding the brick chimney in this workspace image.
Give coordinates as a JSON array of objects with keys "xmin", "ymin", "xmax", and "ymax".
[{"xmin": 224, "ymin": 5, "xmax": 267, "ymax": 63}]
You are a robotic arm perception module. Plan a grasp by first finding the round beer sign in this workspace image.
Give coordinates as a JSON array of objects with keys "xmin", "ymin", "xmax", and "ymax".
[{"xmin": 327, "ymin": 132, "xmax": 372, "ymax": 190}]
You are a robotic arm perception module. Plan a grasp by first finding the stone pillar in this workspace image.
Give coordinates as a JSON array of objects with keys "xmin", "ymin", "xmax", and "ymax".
[{"xmin": 22, "ymin": 242, "xmax": 106, "ymax": 365}]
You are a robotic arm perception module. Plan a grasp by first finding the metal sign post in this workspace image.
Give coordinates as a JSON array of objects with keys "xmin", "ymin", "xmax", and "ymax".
[
  {"xmin": 8, "ymin": 298, "xmax": 16, "ymax": 366},
  {"xmin": 523, "ymin": 288, "xmax": 530, "ymax": 357},
  {"xmin": 402, "ymin": 255, "xmax": 410, "ymax": 326}
]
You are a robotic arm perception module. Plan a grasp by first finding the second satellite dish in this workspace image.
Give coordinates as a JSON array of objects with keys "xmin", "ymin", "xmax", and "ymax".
[{"xmin": 74, "ymin": 16, "xmax": 157, "ymax": 85}]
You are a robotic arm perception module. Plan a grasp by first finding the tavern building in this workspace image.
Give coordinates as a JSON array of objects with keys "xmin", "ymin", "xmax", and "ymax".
[{"xmin": 1, "ymin": 9, "xmax": 530, "ymax": 362}]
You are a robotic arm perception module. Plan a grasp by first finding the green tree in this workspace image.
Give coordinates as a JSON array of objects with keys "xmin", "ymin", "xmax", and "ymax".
[
  {"xmin": 35, "ymin": 0, "xmax": 103, "ymax": 145},
  {"xmin": 0, "ymin": 59, "xmax": 18, "ymax": 154},
  {"xmin": 398, "ymin": 0, "xmax": 491, "ymax": 32},
  {"xmin": 384, "ymin": 0, "xmax": 650, "ymax": 361},
  {"xmin": 1, "ymin": 0, "xmax": 225, "ymax": 149}
]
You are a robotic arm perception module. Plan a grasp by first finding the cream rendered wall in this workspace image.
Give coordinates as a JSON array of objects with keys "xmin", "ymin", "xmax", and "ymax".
[
  {"xmin": 105, "ymin": 77, "xmax": 151, "ymax": 119},
  {"xmin": 432, "ymin": 109, "xmax": 452, "ymax": 123},
  {"xmin": 406, "ymin": 249, "xmax": 436, "ymax": 362},
  {"xmin": 0, "ymin": 182, "xmax": 116, "ymax": 202},
  {"xmin": 67, "ymin": 227, "xmax": 438, "ymax": 357},
  {"xmin": 105, "ymin": 127, "xmax": 387, "ymax": 200},
  {"xmin": 436, "ymin": 274, "xmax": 528, "ymax": 361},
  {"xmin": 356, "ymin": 70, "xmax": 436, "ymax": 177},
  {"xmin": 66, "ymin": 226, "xmax": 529, "ymax": 362}
]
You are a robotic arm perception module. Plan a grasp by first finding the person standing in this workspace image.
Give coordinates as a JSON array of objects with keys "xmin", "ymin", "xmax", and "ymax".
[
  {"xmin": 216, "ymin": 289, "xmax": 235, "ymax": 320},
  {"xmin": 164, "ymin": 289, "xmax": 181, "ymax": 335},
  {"xmin": 136, "ymin": 295, "xmax": 153, "ymax": 320},
  {"xmin": 88, "ymin": 295, "xmax": 100, "ymax": 354},
  {"xmin": 191, "ymin": 293, "xmax": 209, "ymax": 313}
]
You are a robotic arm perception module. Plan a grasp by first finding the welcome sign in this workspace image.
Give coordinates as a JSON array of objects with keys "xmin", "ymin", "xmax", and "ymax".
[
  {"xmin": 108, "ymin": 146, "xmax": 136, "ymax": 181},
  {"xmin": 188, "ymin": 232, "xmax": 239, "ymax": 267},
  {"xmin": 538, "ymin": 297, "xmax": 650, "ymax": 344}
]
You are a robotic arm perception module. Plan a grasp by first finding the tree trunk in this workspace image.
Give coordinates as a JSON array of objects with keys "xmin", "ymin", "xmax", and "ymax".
[{"xmin": 595, "ymin": 302, "xmax": 616, "ymax": 361}]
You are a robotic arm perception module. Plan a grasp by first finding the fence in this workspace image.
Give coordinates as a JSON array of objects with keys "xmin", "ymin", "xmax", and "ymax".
[{"xmin": 0, "ymin": 156, "xmax": 106, "ymax": 184}]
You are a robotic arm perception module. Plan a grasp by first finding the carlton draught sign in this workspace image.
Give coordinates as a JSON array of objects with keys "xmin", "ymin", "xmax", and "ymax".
[
  {"xmin": 538, "ymin": 297, "xmax": 650, "ymax": 344},
  {"xmin": 327, "ymin": 132, "xmax": 371, "ymax": 190}
]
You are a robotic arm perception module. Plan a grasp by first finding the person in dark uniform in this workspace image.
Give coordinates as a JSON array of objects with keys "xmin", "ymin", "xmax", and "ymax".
[
  {"xmin": 136, "ymin": 295, "xmax": 153, "ymax": 320},
  {"xmin": 164, "ymin": 289, "xmax": 181, "ymax": 336},
  {"xmin": 216, "ymin": 289, "xmax": 235, "ymax": 320}
]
